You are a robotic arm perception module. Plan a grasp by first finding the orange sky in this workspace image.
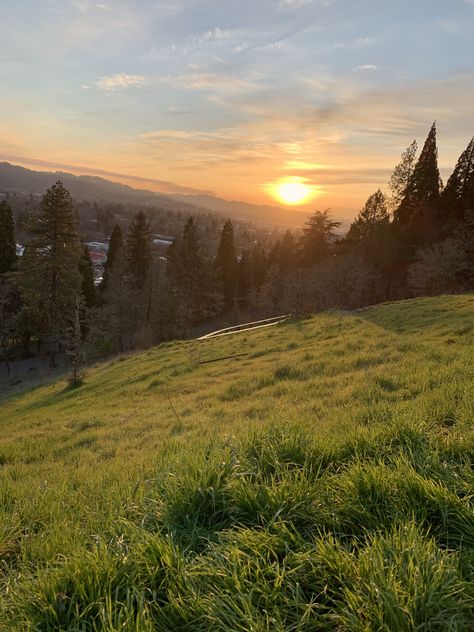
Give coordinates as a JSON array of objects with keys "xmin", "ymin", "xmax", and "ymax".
[{"xmin": 1, "ymin": 1, "xmax": 473, "ymax": 220}]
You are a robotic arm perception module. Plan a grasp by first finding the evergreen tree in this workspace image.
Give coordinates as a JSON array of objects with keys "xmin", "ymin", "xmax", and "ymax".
[
  {"xmin": 102, "ymin": 241, "xmax": 135, "ymax": 352},
  {"xmin": 215, "ymin": 220, "xmax": 238, "ymax": 311},
  {"xmin": 299, "ymin": 210, "xmax": 341, "ymax": 266},
  {"xmin": 166, "ymin": 217, "xmax": 215, "ymax": 332},
  {"xmin": 0, "ymin": 200, "xmax": 16, "ymax": 274},
  {"xmin": 389, "ymin": 140, "xmax": 418, "ymax": 211},
  {"xmin": 18, "ymin": 181, "xmax": 82, "ymax": 367},
  {"xmin": 393, "ymin": 123, "xmax": 441, "ymax": 242},
  {"xmin": 101, "ymin": 224, "xmax": 123, "ymax": 291},
  {"xmin": 249, "ymin": 241, "xmax": 268, "ymax": 292},
  {"xmin": 126, "ymin": 210, "xmax": 152, "ymax": 289},
  {"xmin": 79, "ymin": 245, "xmax": 96, "ymax": 308},
  {"xmin": 347, "ymin": 191, "xmax": 392, "ymax": 258},
  {"xmin": 439, "ymin": 137, "xmax": 474, "ymax": 233},
  {"xmin": 236, "ymin": 250, "xmax": 252, "ymax": 311}
]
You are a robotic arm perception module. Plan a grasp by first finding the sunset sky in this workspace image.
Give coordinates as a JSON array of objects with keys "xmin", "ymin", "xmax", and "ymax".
[{"xmin": 1, "ymin": 0, "xmax": 473, "ymax": 219}]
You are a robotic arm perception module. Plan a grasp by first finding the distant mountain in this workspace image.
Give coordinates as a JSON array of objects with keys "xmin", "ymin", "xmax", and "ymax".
[{"xmin": 0, "ymin": 162, "xmax": 310, "ymax": 228}]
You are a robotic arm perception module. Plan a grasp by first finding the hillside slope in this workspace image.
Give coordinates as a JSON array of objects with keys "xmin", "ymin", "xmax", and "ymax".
[
  {"xmin": 1, "ymin": 294, "xmax": 473, "ymax": 630},
  {"xmin": 0, "ymin": 162, "xmax": 306, "ymax": 228}
]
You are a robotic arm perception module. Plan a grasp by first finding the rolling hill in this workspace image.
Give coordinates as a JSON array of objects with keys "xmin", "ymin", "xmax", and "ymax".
[
  {"xmin": 0, "ymin": 162, "xmax": 309, "ymax": 228},
  {"xmin": 1, "ymin": 294, "xmax": 473, "ymax": 629}
]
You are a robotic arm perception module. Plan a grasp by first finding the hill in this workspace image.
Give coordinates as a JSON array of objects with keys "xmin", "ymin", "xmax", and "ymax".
[
  {"xmin": 1, "ymin": 294, "xmax": 473, "ymax": 629},
  {"xmin": 0, "ymin": 162, "xmax": 307, "ymax": 228}
]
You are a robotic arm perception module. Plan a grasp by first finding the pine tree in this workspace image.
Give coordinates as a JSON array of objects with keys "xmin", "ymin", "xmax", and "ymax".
[
  {"xmin": 347, "ymin": 190, "xmax": 390, "ymax": 242},
  {"xmin": 300, "ymin": 210, "xmax": 341, "ymax": 266},
  {"xmin": 389, "ymin": 140, "xmax": 418, "ymax": 211},
  {"xmin": 126, "ymin": 210, "xmax": 152, "ymax": 289},
  {"xmin": 393, "ymin": 123, "xmax": 441, "ymax": 242},
  {"xmin": 215, "ymin": 220, "xmax": 238, "ymax": 311},
  {"xmin": 79, "ymin": 245, "xmax": 96, "ymax": 308},
  {"xmin": 0, "ymin": 200, "xmax": 16, "ymax": 274},
  {"xmin": 439, "ymin": 137, "xmax": 474, "ymax": 234},
  {"xmin": 167, "ymin": 218, "xmax": 220, "ymax": 333},
  {"xmin": 19, "ymin": 181, "xmax": 82, "ymax": 367},
  {"xmin": 101, "ymin": 224, "xmax": 123, "ymax": 291}
]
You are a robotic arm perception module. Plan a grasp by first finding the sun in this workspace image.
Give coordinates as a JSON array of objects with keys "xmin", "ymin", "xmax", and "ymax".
[{"xmin": 269, "ymin": 177, "xmax": 316, "ymax": 206}]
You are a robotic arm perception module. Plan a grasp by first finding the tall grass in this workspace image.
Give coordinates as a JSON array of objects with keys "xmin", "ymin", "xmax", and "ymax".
[{"xmin": 0, "ymin": 294, "xmax": 473, "ymax": 629}]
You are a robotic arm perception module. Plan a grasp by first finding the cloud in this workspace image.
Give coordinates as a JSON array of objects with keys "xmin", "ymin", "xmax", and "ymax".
[
  {"xmin": 354, "ymin": 64, "xmax": 378, "ymax": 71},
  {"xmin": 161, "ymin": 72, "xmax": 257, "ymax": 93},
  {"xmin": 279, "ymin": 0, "xmax": 313, "ymax": 8},
  {"xmin": 96, "ymin": 73, "xmax": 147, "ymax": 90}
]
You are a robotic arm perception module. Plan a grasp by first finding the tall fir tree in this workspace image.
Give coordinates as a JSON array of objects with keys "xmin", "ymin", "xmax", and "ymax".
[
  {"xmin": 19, "ymin": 181, "xmax": 82, "ymax": 367},
  {"xmin": 0, "ymin": 200, "xmax": 16, "ymax": 274},
  {"xmin": 126, "ymin": 210, "xmax": 152, "ymax": 289},
  {"xmin": 393, "ymin": 123, "xmax": 441, "ymax": 242},
  {"xmin": 101, "ymin": 224, "xmax": 123, "ymax": 291},
  {"xmin": 215, "ymin": 219, "xmax": 238, "ymax": 311},
  {"xmin": 439, "ymin": 137, "xmax": 474, "ymax": 234}
]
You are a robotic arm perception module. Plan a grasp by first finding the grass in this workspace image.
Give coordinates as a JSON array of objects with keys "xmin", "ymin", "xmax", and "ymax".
[{"xmin": 0, "ymin": 293, "xmax": 473, "ymax": 630}]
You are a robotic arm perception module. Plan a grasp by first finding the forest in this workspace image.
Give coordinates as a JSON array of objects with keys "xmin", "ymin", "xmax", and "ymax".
[{"xmin": 0, "ymin": 123, "xmax": 473, "ymax": 378}]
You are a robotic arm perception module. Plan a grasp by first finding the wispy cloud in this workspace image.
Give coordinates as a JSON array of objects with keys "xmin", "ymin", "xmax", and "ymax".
[
  {"xmin": 354, "ymin": 64, "xmax": 378, "ymax": 71},
  {"xmin": 279, "ymin": 0, "xmax": 314, "ymax": 8},
  {"xmin": 96, "ymin": 73, "xmax": 147, "ymax": 90}
]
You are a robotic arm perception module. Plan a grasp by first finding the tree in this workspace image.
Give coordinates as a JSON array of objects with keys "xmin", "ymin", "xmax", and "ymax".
[
  {"xmin": 102, "ymin": 241, "xmax": 135, "ymax": 352},
  {"xmin": 65, "ymin": 297, "xmax": 86, "ymax": 387},
  {"xmin": 215, "ymin": 220, "xmax": 238, "ymax": 311},
  {"xmin": 126, "ymin": 210, "xmax": 152, "ymax": 289},
  {"xmin": 407, "ymin": 238, "xmax": 467, "ymax": 296},
  {"xmin": 388, "ymin": 140, "xmax": 417, "ymax": 211},
  {"xmin": 18, "ymin": 181, "xmax": 82, "ymax": 367},
  {"xmin": 299, "ymin": 210, "xmax": 341, "ymax": 266},
  {"xmin": 0, "ymin": 200, "xmax": 16, "ymax": 274},
  {"xmin": 79, "ymin": 245, "xmax": 96, "ymax": 309},
  {"xmin": 101, "ymin": 224, "xmax": 123, "ymax": 291},
  {"xmin": 439, "ymin": 137, "xmax": 474, "ymax": 234},
  {"xmin": 166, "ymin": 217, "xmax": 216, "ymax": 333},
  {"xmin": 393, "ymin": 123, "xmax": 441, "ymax": 242},
  {"xmin": 347, "ymin": 190, "xmax": 390, "ymax": 242}
]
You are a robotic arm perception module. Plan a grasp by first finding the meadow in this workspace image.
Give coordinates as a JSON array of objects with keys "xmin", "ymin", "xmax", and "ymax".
[{"xmin": 1, "ymin": 294, "xmax": 473, "ymax": 630}]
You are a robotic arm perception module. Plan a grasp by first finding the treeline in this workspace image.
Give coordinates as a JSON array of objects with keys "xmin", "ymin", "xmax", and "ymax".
[{"xmin": 1, "ymin": 123, "xmax": 473, "ymax": 375}]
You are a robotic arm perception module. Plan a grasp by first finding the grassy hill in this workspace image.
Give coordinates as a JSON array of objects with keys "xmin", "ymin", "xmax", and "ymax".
[{"xmin": 1, "ymin": 294, "xmax": 473, "ymax": 630}]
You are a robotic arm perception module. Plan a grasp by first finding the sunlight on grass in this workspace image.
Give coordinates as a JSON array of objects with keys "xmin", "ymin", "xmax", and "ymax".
[{"xmin": 1, "ymin": 294, "xmax": 473, "ymax": 629}]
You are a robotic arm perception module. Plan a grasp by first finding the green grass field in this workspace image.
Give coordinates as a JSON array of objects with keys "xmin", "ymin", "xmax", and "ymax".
[{"xmin": 1, "ymin": 294, "xmax": 474, "ymax": 630}]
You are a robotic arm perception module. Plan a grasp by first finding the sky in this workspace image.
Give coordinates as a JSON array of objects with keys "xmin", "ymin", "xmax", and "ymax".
[{"xmin": 1, "ymin": 0, "xmax": 473, "ymax": 220}]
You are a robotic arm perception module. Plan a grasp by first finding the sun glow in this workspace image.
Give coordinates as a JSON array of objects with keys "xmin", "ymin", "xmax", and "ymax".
[{"xmin": 269, "ymin": 177, "xmax": 316, "ymax": 206}]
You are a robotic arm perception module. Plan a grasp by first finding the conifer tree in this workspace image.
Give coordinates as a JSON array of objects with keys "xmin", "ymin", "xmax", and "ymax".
[
  {"xmin": 215, "ymin": 220, "xmax": 238, "ymax": 311},
  {"xmin": 389, "ymin": 140, "xmax": 418, "ymax": 211},
  {"xmin": 439, "ymin": 137, "xmax": 474, "ymax": 233},
  {"xmin": 79, "ymin": 245, "xmax": 96, "ymax": 309},
  {"xmin": 101, "ymin": 224, "xmax": 123, "ymax": 291},
  {"xmin": 19, "ymin": 181, "xmax": 82, "ymax": 367},
  {"xmin": 0, "ymin": 200, "xmax": 16, "ymax": 274},
  {"xmin": 236, "ymin": 250, "xmax": 252, "ymax": 311},
  {"xmin": 347, "ymin": 190, "xmax": 390, "ymax": 243},
  {"xmin": 126, "ymin": 210, "xmax": 152, "ymax": 289},
  {"xmin": 299, "ymin": 210, "xmax": 341, "ymax": 266},
  {"xmin": 393, "ymin": 123, "xmax": 441, "ymax": 241},
  {"xmin": 250, "ymin": 241, "xmax": 268, "ymax": 292}
]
